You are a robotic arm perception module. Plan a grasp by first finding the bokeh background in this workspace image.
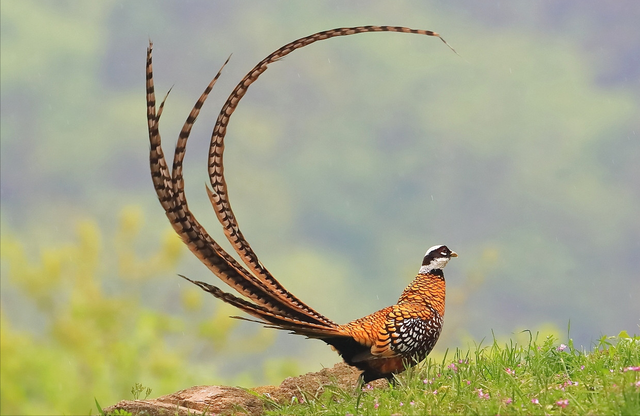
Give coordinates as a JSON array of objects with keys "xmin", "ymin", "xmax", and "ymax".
[{"xmin": 1, "ymin": 1, "xmax": 639, "ymax": 414}]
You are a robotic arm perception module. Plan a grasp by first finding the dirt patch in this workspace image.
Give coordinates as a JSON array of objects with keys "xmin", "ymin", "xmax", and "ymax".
[{"xmin": 103, "ymin": 362, "xmax": 388, "ymax": 415}]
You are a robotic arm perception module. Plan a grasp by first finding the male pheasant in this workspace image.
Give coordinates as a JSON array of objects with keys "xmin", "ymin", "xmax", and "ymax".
[{"xmin": 146, "ymin": 26, "xmax": 457, "ymax": 382}]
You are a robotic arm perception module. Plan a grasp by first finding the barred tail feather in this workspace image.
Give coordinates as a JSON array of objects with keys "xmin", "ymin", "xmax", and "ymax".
[
  {"xmin": 204, "ymin": 26, "xmax": 448, "ymax": 327},
  {"xmin": 180, "ymin": 275, "xmax": 340, "ymax": 336},
  {"xmin": 146, "ymin": 43, "xmax": 333, "ymax": 326},
  {"xmin": 206, "ymin": 26, "xmax": 446, "ymax": 272}
]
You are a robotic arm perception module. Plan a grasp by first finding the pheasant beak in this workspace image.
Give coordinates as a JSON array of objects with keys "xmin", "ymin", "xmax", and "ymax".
[{"xmin": 450, "ymin": 251, "xmax": 458, "ymax": 258}]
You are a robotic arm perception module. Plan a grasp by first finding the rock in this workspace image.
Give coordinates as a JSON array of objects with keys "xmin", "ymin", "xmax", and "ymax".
[
  {"xmin": 103, "ymin": 362, "xmax": 388, "ymax": 415},
  {"xmin": 103, "ymin": 385, "xmax": 263, "ymax": 416},
  {"xmin": 254, "ymin": 362, "xmax": 387, "ymax": 404}
]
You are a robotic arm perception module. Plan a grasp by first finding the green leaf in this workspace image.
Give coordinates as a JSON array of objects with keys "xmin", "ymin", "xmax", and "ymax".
[{"xmin": 94, "ymin": 398, "xmax": 105, "ymax": 416}]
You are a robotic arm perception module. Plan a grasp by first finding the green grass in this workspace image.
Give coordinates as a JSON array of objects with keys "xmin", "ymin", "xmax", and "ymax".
[{"xmin": 268, "ymin": 332, "xmax": 640, "ymax": 415}]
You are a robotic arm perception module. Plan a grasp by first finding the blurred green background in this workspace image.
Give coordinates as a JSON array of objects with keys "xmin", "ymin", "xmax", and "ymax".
[{"xmin": 1, "ymin": 1, "xmax": 639, "ymax": 414}]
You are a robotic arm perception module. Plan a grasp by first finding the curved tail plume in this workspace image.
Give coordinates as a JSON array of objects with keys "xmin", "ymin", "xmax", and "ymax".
[{"xmin": 146, "ymin": 26, "xmax": 456, "ymax": 382}]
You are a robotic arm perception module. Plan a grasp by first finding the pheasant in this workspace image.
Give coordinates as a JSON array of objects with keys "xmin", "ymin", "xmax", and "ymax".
[{"xmin": 146, "ymin": 26, "xmax": 457, "ymax": 382}]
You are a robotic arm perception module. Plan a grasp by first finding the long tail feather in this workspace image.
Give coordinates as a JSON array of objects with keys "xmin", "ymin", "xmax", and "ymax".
[
  {"xmin": 205, "ymin": 26, "xmax": 447, "ymax": 325},
  {"xmin": 179, "ymin": 275, "xmax": 340, "ymax": 336},
  {"xmin": 148, "ymin": 26, "xmax": 450, "ymax": 333},
  {"xmin": 146, "ymin": 43, "xmax": 334, "ymax": 325}
]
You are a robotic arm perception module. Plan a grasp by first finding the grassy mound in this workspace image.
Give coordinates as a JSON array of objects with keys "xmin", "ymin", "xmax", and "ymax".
[{"xmin": 269, "ymin": 332, "xmax": 640, "ymax": 415}]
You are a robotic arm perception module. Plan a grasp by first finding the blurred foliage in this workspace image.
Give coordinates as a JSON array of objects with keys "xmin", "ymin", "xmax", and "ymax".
[
  {"xmin": 1, "ymin": 2, "xmax": 638, "ymax": 343},
  {"xmin": 0, "ymin": 207, "xmax": 294, "ymax": 415},
  {"xmin": 0, "ymin": 208, "xmax": 576, "ymax": 415},
  {"xmin": 1, "ymin": 0, "xmax": 639, "ymax": 413}
]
